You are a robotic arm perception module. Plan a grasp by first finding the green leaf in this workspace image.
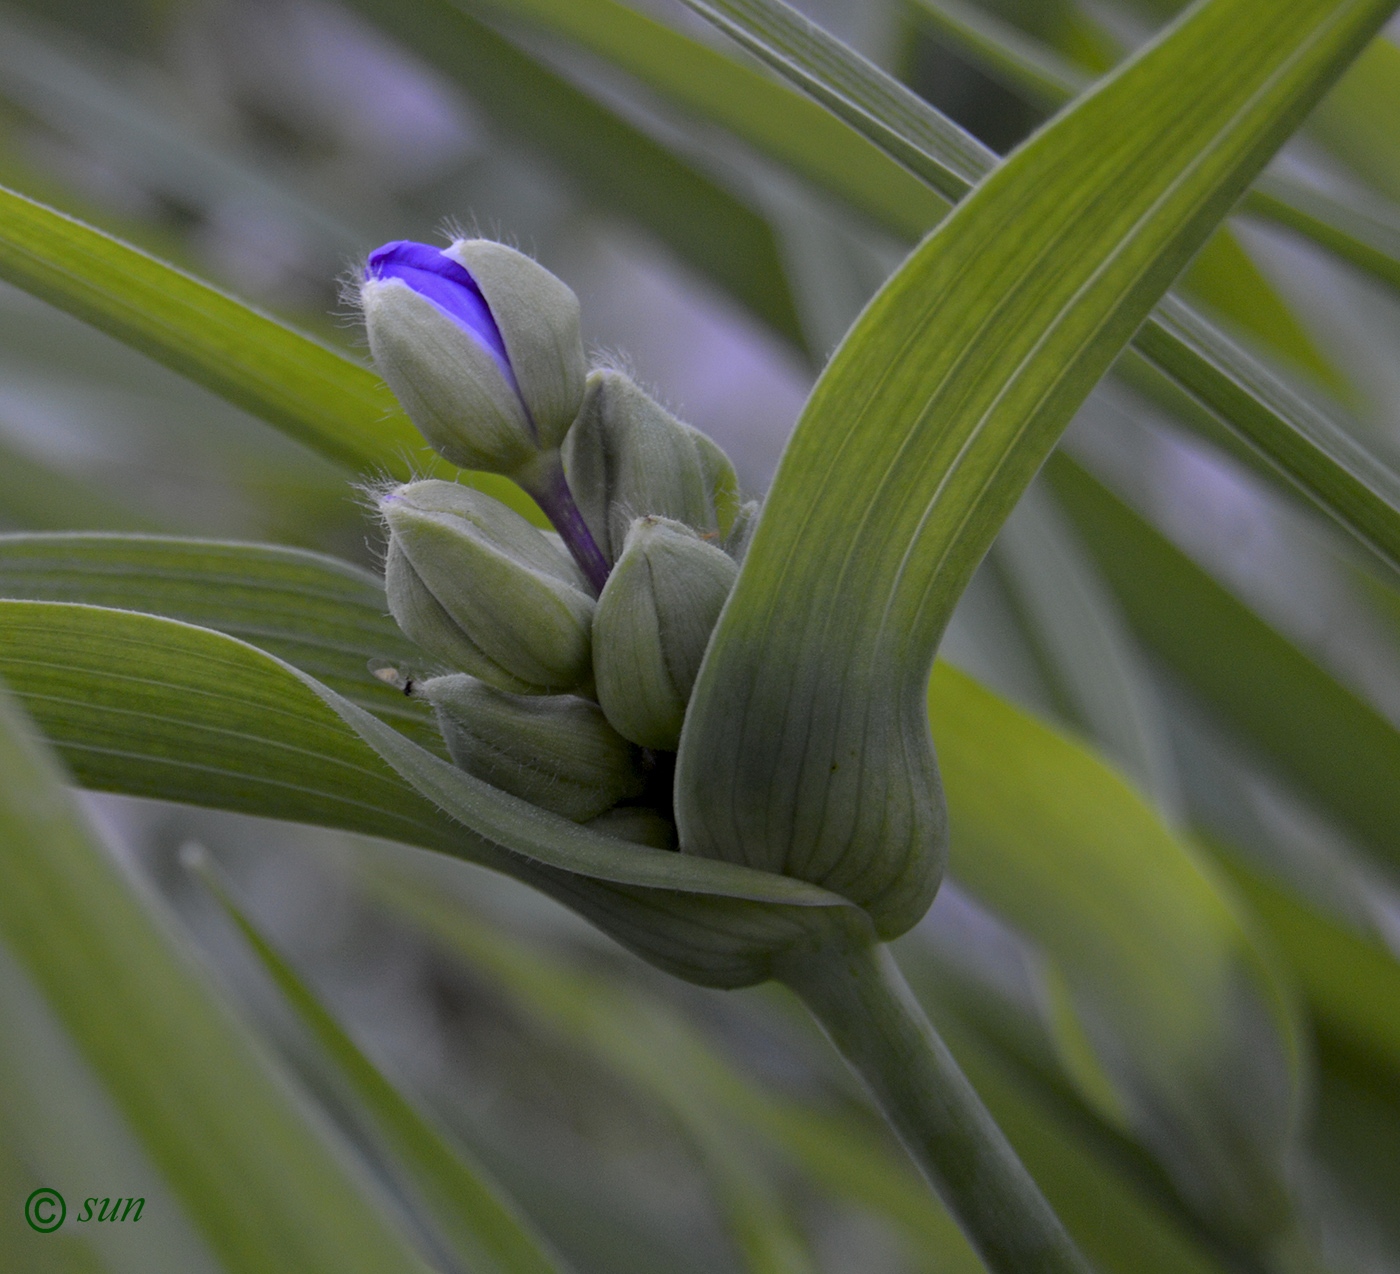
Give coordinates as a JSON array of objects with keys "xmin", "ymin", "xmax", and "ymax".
[
  {"xmin": 676, "ymin": 0, "xmax": 1396, "ymax": 932},
  {"xmin": 0, "ymin": 597, "xmax": 837, "ymax": 908},
  {"xmin": 459, "ymin": 0, "xmax": 952, "ymax": 236},
  {"xmin": 905, "ymin": 0, "xmax": 1094, "ymax": 109},
  {"xmin": 0, "ymin": 183, "xmax": 540, "ymax": 520},
  {"xmin": 990, "ymin": 482, "xmax": 1181, "ymax": 816},
  {"xmin": 676, "ymin": 0, "xmax": 989, "ymax": 201},
  {"xmin": 0, "ymin": 680, "xmax": 436, "ymax": 1274},
  {"xmin": 680, "ymin": 0, "xmax": 1400, "ymax": 570},
  {"xmin": 927, "ymin": 1009, "xmax": 1234, "ymax": 1274},
  {"xmin": 1131, "ymin": 296, "xmax": 1400, "ymax": 572},
  {"xmin": 1045, "ymin": 452, "xmax": 1400, "ymax": 874},
  {"xmin": 0, "ymin": 531, "xmax": 439, "ymax": 749},
  {"xmin": 188, "ymin": 850, "xmax": 570, "ymax": 1274},
  {"xmin": 1209, "ymin": 848, "xmax": 1400, "ymax": 1087},
  {"xmin": 1306, "ymin": 33, "xmax": 1400, "ymax": 201},
  {"xmin": 0, "ymin": 589, "xmax": 859, "ymax": 993},
  {"xmin": 1241, "ymin": 171, "xmax": 1400, "ymax": 297},
  {"xmin": 928, "ymin": 662, "xmax": 1302, "ymax": 1242},
  {"xmin": 907, "ymin": 0, "xmax": 1400, "ymax": 304}
]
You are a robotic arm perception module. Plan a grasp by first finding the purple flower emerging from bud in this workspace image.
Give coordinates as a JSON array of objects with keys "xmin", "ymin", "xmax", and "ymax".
[
  {"xmin": 365, "ymin": 241, "xmax": 520, "ymax": 397},
  {"xmin": 361, "ymin": 237, "xmax": 610, "ymax": 592}
]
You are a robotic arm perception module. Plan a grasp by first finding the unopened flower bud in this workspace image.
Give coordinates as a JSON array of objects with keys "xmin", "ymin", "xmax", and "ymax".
[
  {"xmin": 416, "ymin": 674, "xmax": 645, "ymax": 822},
  {"xmin": 382, "ymin": 480, "xmax": 594, "ymax": 694},
  {"xmin": 592, "ymin": 517, "xmax": 738, "ymax": 751},
  {"xmin": 563, "ymin": 370, "xmax": 739, "ymax": 563},
  {"xmin": 361, "ymin": 239, "xmax": 586, "ymax": 476}
]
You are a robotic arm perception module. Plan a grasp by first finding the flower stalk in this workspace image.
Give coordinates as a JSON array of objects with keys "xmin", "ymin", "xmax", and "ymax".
[
  {"xmin": 516, "ymin": 450, "xmax": 611, "ymax": 594},
  {"xmin": 775, "ymin": 936, "xmax": 1092, "ymax": 1274}
]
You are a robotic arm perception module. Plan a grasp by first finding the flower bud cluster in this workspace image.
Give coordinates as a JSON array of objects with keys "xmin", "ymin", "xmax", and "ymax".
[{"xmin": 363, "ymin": 238, "xmax": 755, "ymax": 839}]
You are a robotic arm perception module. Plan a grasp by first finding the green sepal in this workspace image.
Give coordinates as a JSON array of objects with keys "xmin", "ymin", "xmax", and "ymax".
[
  {"xmin": 448, "ymin": 239, "xmax": 587, "ymax": 451},
  {"xmin": 361, "ymin": 276, "xmax": 536, "ymax": 475},
  {"xmin": 417, "ymin": 673, "xmax": 645, "ymax": 821},
  {"xmin": 381, "ymin": 480, "xmax": 594, "ymax": 693},
  {"xmin": 563, "ymin": 369, "xmax": 738, "ymax": 561},
  {"xmin": 593, "ymin": 517, "xmax": 738, "ymax": 750}
]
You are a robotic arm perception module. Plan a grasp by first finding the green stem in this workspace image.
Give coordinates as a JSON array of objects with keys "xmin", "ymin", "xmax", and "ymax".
[{"xmin": 776, "ymin": 936, "xmax": 1092, "ymax": 1274}]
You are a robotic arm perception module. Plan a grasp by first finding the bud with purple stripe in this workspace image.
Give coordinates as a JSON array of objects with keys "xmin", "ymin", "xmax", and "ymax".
[{"xmin": 361, "ymin": 238, "xmax": 609, "ymax": 591}]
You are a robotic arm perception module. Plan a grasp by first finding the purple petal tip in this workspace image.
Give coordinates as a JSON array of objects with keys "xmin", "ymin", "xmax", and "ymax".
[{"xmin": 365, "ymin": 240, "xmax": 515, "ymax": 386}]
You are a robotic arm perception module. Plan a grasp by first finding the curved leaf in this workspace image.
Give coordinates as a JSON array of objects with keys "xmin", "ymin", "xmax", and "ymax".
[
  {"xmin": 678, "ymin": 0, "xmax": 1400, "ymax": 573},
  {"xmin": 929, "ymin": 664, "xmax": 1302, "ymax": 1242},
  {"xmin": 1045, "ymin": 453, "xmax": 1400, "ymax": 874},
  {"xmin": 676, "ymin": 0, "xmax": 1396, "ymax": 933},
  {"xmin": 0, "ymin": 598, "xmax": 837, "ymax": 909},
  {"xmin": 0, "ymin": 531, "xmax": 438, "ymax": 749}
]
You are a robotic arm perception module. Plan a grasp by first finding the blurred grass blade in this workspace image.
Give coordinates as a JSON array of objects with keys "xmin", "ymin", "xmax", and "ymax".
[
  {"xmin": 992, "ymin": 483, "xmax": 1182, "ymax": 818},
  {"xmin": 681, "ymin": 0, "xmax": 1400, "ymax": 560},
  {"xmin": 905, "ymin": 0, "xmax": 1095, "ymax": 108},
  {"xmin": 1241, "ymin": 171, "xmax": 1400, "ymax": 295},
  {"xmin": 0, "ymin": 680, "xmax": 436, "ymax": 1274},
  {"xmin": 1210, "ymin": 849, "xmax": 1400, "ymax": 1087},
  {"xmin": 677, "ymin": 0, "xmax": 1396, "ymax": 926},
  {"xmin": 675, "ymin": 0, "xmax": 991, "ymax": 199},
  {"xmin": 1306, "ymin": 33, "xmax": 1400, "ymax": 200},
  {"xmin": 188, "ymin": 850, "xmax": 570, "ymax": 1274},
  {"xmin": 926, "ymin": 1007, "xmax": 1236, "ymax": 1274},
  {"xmin": 927, "ymin": 663, "xmax": 1302, "ymax": 1241},
  {"xmin": 1046, "ymin": 451, "xmax": 1400, "ymax": 874},
  {"xmin": 1131, "ymin": 296, "xmax": 1400, "ymax": 571},
  {"xmin": 0, "ymin": 184, "xmax": 539, "ymax": 518},
  {"xmin": 906, "ymin": 0, "xmax": 1400, "ymax": 302},
  {"xmin": 460, "ymin": 0, "xmax": 951, "ymax": 235},
  {"xmin": 0, "ymin": 9, "xmax": 365, "ymax": 255},
  {"xmin": 372, "ymin": 869, "xmax": 978, "ymax": 1274}
]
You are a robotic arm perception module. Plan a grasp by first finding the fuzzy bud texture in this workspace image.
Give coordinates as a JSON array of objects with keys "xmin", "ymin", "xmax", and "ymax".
[
  {"xmin": 382, "ymin": 479, "xmax": 595, "ymax": 694},
  {"xmin": 563, "ymin": 369, "xmax": 738, "ymax": 563},
  {"xmin": 362, "ymin": 239, "xmax": 586, "ymax": 476},
  {"xmin": 416, "ymin": 674, "xmax": 644, "ymax": 822},
  {"xmin": 592, "ymin": 517, "xmax": 738, "ymax": 751}
]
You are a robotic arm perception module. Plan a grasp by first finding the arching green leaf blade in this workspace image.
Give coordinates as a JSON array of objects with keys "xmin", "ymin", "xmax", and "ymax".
[
  {"xmin": 678, "ymin": 0, "xmax": 1400, "ymax": 572},
  {"xmin": 677, "ymin": 0, "xmax": 1397, "ymax": 932},
  {"xmin": 929, "ymin": 663, "xmax": 1302, "ymax": 1241},
  {"xmin": 0, "ymin": 599, "xmax": 837, "ymax": 907}
]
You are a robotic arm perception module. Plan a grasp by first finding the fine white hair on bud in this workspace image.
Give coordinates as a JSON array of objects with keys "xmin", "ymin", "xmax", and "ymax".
[
  {"xmin": 361, "ymin": 239, "xmax": 586, "ymax": 477},
  {"xmin": 381, "ymin": 479, "xmax": 595, "ymax": 695}
]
